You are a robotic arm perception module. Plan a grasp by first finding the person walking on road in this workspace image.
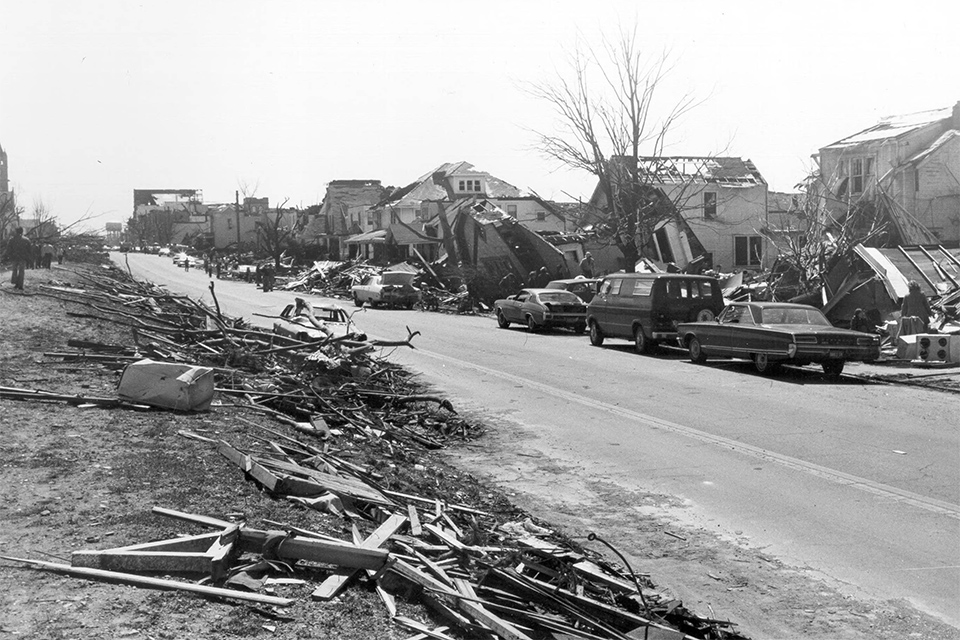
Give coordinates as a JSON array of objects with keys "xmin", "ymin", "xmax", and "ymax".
[{"xmin": 4, "ymin": 227, "xmax": 33, "ymax": 291}]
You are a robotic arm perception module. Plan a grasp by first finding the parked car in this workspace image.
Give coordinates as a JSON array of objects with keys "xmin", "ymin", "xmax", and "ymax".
[
  {"xmin": 586, "ymin": 273, "xmax": 724, "ymax": 353},
  {"xmin": 545, "ymin": 278, "xmax": 601, "ymax": 303},
  {"xmin": 173, "ymin": 252, "xmax": 204, "ymax": 268},
  {"xmin": 676, "ymin": 301, "xmax": 880, "ymax": 377},
  {"xmin": 351, "ymin": 271, "xmax": 420, "ymax": 308},
  {"xmin": 495, "ymin": 288, "xmax": 587, "ymax": 333}
]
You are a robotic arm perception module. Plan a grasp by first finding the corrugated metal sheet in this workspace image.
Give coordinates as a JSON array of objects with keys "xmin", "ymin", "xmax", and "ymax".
[{"xmin": 854, "ymin": 245, "xmax": 960, "ymax": 299}]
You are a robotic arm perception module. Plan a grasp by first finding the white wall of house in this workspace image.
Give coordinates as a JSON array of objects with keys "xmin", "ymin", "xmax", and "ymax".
[
  {"xmin": 491, "ymin": 198, "xmax": 566, "ymax": 233},
  {"xmin": 903, "ymin": 136, "xmax": 960, "ymax": 242},
  {"xmin": 664, "ymin": 182, "xmax": 769, "ymax": 270}
]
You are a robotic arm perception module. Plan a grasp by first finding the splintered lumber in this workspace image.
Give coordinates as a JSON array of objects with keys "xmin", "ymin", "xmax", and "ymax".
[
  {"xmin": 453, "ymin": 578, "xmax": 535, "ymax": 640},
  {"xmin": 388, "ymin": 558, "xmax": 461, "ymax": 598},
  {"xmin": 150, "ymin": 506, "xmax": 389, "ymax": 570},
  {"xmin": 1, "ymin": 556, "xmax": 293, "ymax": 607},
  {"xmin": 312, "ymin": 514, "xmax": 407, "ymax": 600}
]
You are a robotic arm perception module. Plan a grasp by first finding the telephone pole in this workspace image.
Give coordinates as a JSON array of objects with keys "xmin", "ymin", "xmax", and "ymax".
[{"xmin": 235, "ymin": 190, "xmax": 241, "ymax": 259}]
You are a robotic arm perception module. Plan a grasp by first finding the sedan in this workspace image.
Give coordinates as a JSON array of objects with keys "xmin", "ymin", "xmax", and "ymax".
[
  {"xmin": 545, "ymin": 277, "xmax": 601, "ymax": 303},
  {"xmin": 351, "ymin": 271, "xmax": 420, "ymax": 309},
  {"xmin": 495, "ymin": 288, "xmax": 587, "ymax": 333},
  {"xmin": 676, "ymin": 301, "xmax": 880, "ymax": 377}
]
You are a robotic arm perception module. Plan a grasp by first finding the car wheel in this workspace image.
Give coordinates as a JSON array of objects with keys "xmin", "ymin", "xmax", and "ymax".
[
  {"xmin": 353, "ymin": 294, "xmax": 363, "ymax": 307},
  {"xmin": 753, "ymin": 353, "xmax": 780, "ymax": 375},
  {"xmin": 688, "ymin": 336, "xmax": 707, "ymax": 363},
  {"xmin": 496, "ymin": 310, "xmax": 510, "ymax": 329},
  {"xmin": 822, "ymin": 359, "xmax": 845, "ymax": 378},
  {"xmin": 695, "ymin": 308, "xmax": 716, "ymax": 322},
  {"xmin": 589, "ymin": 321, "xmax": 604, "ymax": 346},
  {"xmin": 526, "ymin": 315, "xmax": 538, "ymax": 332},
  {"xmin": 633, "ymin": 325, "xmax": 650, "ymax": 354},
  {"xmin": 573, "ymin": 323, "xmax": 586, "ymax": 335}
]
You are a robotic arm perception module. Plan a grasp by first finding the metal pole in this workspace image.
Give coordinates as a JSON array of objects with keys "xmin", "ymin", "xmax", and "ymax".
[{"xmin": 235, "ymin": 190, "xmax": 241, "ymax": 260}]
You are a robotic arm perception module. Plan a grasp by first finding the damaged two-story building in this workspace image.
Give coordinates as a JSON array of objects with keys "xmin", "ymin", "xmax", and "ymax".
[
  {"xmin": 816, "ymin": 102, "xmax": 960, "ymax": 243},
  {"xmin": 587, "ymin": 156, "xmax": 770, "ymax": 273},
  {"xmin": 344, "ymin": 161, "xmax": 574, "ymax": 281}
]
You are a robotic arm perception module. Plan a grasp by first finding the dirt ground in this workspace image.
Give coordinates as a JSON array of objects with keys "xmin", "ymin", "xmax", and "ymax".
[{"xmin": 1, "ymin": 263, "xmax": 957, "ymax": 640}]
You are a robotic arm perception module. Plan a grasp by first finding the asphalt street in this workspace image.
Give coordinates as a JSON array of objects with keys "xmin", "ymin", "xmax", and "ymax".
[{"xmin": 116, "ymin": 253, "xmax": 960, "ymax": 628}]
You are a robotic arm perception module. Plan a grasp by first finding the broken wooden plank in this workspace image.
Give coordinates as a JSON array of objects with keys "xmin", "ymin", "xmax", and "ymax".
[
  {"xmin": 71, "ymin": 550, "xmax": 213, "ymax": 573},
  {"xmin": 152, "ymin": 506, "xmax": 235, "ymax": 529},
  {"xmin": 388, "ymin": 558, "xmax": 461, "ymax": 598},
  {"xmin": 1, "ymin": 556, "xmax": 293, "ymax": 606},
  {"xmin": 312, "ymin": 514, "xmax": 407, "ymax": 600},
  {"xmin": 408, "ymin": 504, "xmax": 423, "ymax": 536},
  {"xmin": 453, "ymin": 577, "xmax": 535, "ymax": 640}
]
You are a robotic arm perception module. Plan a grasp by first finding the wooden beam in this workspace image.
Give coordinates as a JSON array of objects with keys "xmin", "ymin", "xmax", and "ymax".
[
  {"xmin": 453, "ymin": 577, "xmax": 535, "ymax": 640},
  {"xmin": 312, "ymin": 514, "xmax": 407, "ymax": 600},
  {"xmin": 71, "ymin": 551, "xmax": 213, "ymax": 573},
  {"xmin": 151, "ymin": 506, "xmax": 235, "ymax": 529},
  {"xmin": 1, "ymin": 556, "xmax": 293, "ymax": 607}
]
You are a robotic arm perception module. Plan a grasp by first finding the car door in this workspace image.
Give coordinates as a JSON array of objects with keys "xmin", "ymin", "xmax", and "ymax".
[{"xmin": 504, "ymin": 291, "xmax": 529, "ymax": 322}]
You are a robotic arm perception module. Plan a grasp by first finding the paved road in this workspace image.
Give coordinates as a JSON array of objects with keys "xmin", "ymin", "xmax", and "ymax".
[{"xmin": 117, "ymin": 253, "xmax": 960, "ymax": 628}]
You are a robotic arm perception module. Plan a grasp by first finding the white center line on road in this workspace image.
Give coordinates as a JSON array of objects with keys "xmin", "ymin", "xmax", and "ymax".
[{"xmin": 414, "ymin": 347, "xmax": 960, "ymax": 520}]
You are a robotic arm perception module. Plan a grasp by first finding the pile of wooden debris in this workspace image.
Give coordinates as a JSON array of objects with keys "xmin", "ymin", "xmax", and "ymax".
[{"xmin": 2, "ymin": 266, "xmax": 747, "ymax": 640}]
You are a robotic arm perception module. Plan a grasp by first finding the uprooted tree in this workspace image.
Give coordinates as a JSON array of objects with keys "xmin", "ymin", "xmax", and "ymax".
[{"xmin": 528, "ymin": 28, "xmax": 703, "ymax": 271}]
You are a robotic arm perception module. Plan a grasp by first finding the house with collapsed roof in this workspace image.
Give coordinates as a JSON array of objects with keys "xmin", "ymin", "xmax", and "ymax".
[
  {"xmin": 343, "ymin": 162, "xmax": 573, "ymax": 275},
  {"xmin": 816, "ymin": 102, "xmax": 960, "ymax": 243},
  {"xmin": 303, "ymin": 180, "xmax": 389, "ymax": 259},
  {"xmin": 587, "ymin": 156, "xmax": 770, "ymax": 272}
]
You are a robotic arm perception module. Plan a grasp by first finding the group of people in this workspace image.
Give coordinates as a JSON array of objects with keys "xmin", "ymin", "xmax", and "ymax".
[
  {"xmin": 495, "ymin": 252, "xmax": 597, "ymax": 297},
  {"xmin": 2, "ymin": 227, "xmax": 65, "ymax": 291}
]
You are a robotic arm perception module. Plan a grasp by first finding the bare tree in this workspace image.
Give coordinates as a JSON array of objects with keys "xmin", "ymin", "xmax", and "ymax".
[
  {"xmin": 0, "ymin": 190, "xmax": 24, "ymax": 247},
  {"xmin": 528, "ymin": 29, "xmax": 702, "ymax": 271},
  {"xmin": 256, "ymin": 198, "xmax": 298, "ymax": 268}
]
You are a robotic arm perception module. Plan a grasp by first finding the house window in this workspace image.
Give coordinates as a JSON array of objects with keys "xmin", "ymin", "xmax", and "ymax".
[
  {"xmin": 848, "ymin": 156, "xmax": 874, "ymax": 195},
  {"xmin": 373, "ymin": 211, "xmax": 382, "ymax": 228},
  {"xmin": 390, "ymin": 210, "xmax": 399, "ymax": 224},
  {"xmin": 506, "ymin": 204, "xmax": 517, "ymax": 218},
  {"xmin": 734, "ymin": 235, "xmax": 763, "ymax": 267},
  {"xmin": 703, "ymin": 192, "xmax": 717, "ymax": 219},
  {"xmin": 536, "ymin": 210, "xmax": 545, "ymax": 221}
]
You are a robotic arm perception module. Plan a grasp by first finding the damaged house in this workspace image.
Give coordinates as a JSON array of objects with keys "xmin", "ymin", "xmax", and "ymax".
[
  {"xmin": 816, "ymin": 101, "xmax": 960, "ymax": 244},
  {"xmin": 586, "ymin": 156, "xmax": 770, "ymax": 273},
  {"xmin": 344, "ymin": 161, "xmax": 571, "ymax": 279}
]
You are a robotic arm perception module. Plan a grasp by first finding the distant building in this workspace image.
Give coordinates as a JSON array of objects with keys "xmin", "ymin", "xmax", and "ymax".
[
  {"xmin": 303, "ymin": 180, "xmax": 388, "ymax": 258},
  {"xmin": 816, "ymin": 102, "xmax": 960, "ymax": 243}
]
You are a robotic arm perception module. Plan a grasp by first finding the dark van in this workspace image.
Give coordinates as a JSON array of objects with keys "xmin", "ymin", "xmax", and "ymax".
[{"xmin": 586, "ymin": 273, "xmax": 724, "ymax": 353}]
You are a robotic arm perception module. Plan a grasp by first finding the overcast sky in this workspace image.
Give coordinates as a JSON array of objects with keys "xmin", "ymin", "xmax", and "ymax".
[{"xmin": 1, "ymin": 0, "xmax": 958, "ymax": 230}]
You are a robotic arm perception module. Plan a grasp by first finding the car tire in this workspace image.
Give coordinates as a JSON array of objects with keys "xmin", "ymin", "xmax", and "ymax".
[
  {"xmin": 695, "ymin": 308, "xmax": 716, "ymax": 322},
  {"xmin": 589, "ymin": 321, "xmax": 604, "ymax": 346},
  {"xmin": 633, "ymin": 325, "xmax": 650, "ymax": 354},
  {"xmin": 496, "ymin": 310, "xmax": 510, "ymax": 329},
  {"xmin": 526, "ymin": 315, "xmax": 538, "ymax": 332},
  {"xmin": 753, "ymin": 353, "xmax": 780, "ymax": 374},
  {"xmin": 573, "ymin": 323, "xmax": 586, "ymax": 335},
  {"xmin": 688, "ymin": 336, "xmax": 707, "ymax": 363},
  {"xmin": 353, "ymin": 294, "xmax": 363, "ymax": 307},
  {"xmin": 822, "ymin": 359, "xmax": 845, "ymax": 378}
]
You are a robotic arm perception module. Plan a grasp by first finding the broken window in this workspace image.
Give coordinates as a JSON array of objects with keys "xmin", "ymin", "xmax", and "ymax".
[
  {"xmin": 848, "ymin": 156, "xmax": 874, "ymax": 195},
  {"xmin": 507, "ymin": 204, "xmax": 517, "ymax": 217},
  {"xmin": 734, "ymin": 235, "xmax": 763, "ymax": 267},
  {"xmin": 703, "ymin": 192, "xmax": 717, "ymax": 219}
]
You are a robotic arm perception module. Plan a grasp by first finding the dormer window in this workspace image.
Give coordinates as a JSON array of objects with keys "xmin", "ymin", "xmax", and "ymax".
[{"xmin": 456, "ymin": 178, "xmax": 484, "ymax": 193}]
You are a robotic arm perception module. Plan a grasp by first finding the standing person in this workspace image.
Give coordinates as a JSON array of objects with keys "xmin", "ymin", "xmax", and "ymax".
[
  {"xmin": 56, "ymin": 245, "xmax": 65, "ymax": 265},
  {"xmin": 41, "ymin": 242, "xmax": 55, "ymax": 268},
  {"xmin": 4, "ymin": 227, "xmax": 33, "ymax": 291},
  {"xmin": 537, "ymin": 266, "xmax": 551, "ymax": 287},
  {"xmin": 850, "ymin": 308, "xmax": 872, "ymax": 333},
  {"xmin": 579, "ymin": 252, "xmax": 595, "ymax": 278},
  {"xmin": 900, "ymin": 281, "xmax": 932, "ymax": 335}
]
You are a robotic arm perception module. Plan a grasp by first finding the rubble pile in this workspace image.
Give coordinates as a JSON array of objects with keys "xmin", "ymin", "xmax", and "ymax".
[
  {"xmin": 280, "ymin": 259, "xmax": 381, "ymax": 297},
  {"xmin": 2, "ymin": 265, "xmax": 747, "ymax": 640}
]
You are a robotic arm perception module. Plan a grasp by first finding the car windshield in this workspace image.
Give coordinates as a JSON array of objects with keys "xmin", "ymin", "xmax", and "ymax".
[
  {"xmin": 537, "ymin": 291, "xmax": 582, "ymax": 304},
  {"xmin": 761, "ymin": 307, "xmax": 831, "ymax": 326},
  {"xmin": 381, "ymin": 272, "xmax": 415, "ymax": 286}
]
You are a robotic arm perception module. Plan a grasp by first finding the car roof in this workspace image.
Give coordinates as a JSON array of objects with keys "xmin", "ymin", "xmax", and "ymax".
[
  {"xmin": 547, "ymin": 278, "xmax": 599, "ymax": 285},
  {"xmin": 729, "ymin": 302, "xmax": 819, "ymax": 310},
  {"xmin": 601, "ymin": 272, "xmax": 717, "ymax": 280}
]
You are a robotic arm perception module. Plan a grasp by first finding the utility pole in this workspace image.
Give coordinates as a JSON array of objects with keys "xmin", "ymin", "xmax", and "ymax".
[{"xmin": 235, "ymin": 190, "xmax": 241, "ymax": 260}]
